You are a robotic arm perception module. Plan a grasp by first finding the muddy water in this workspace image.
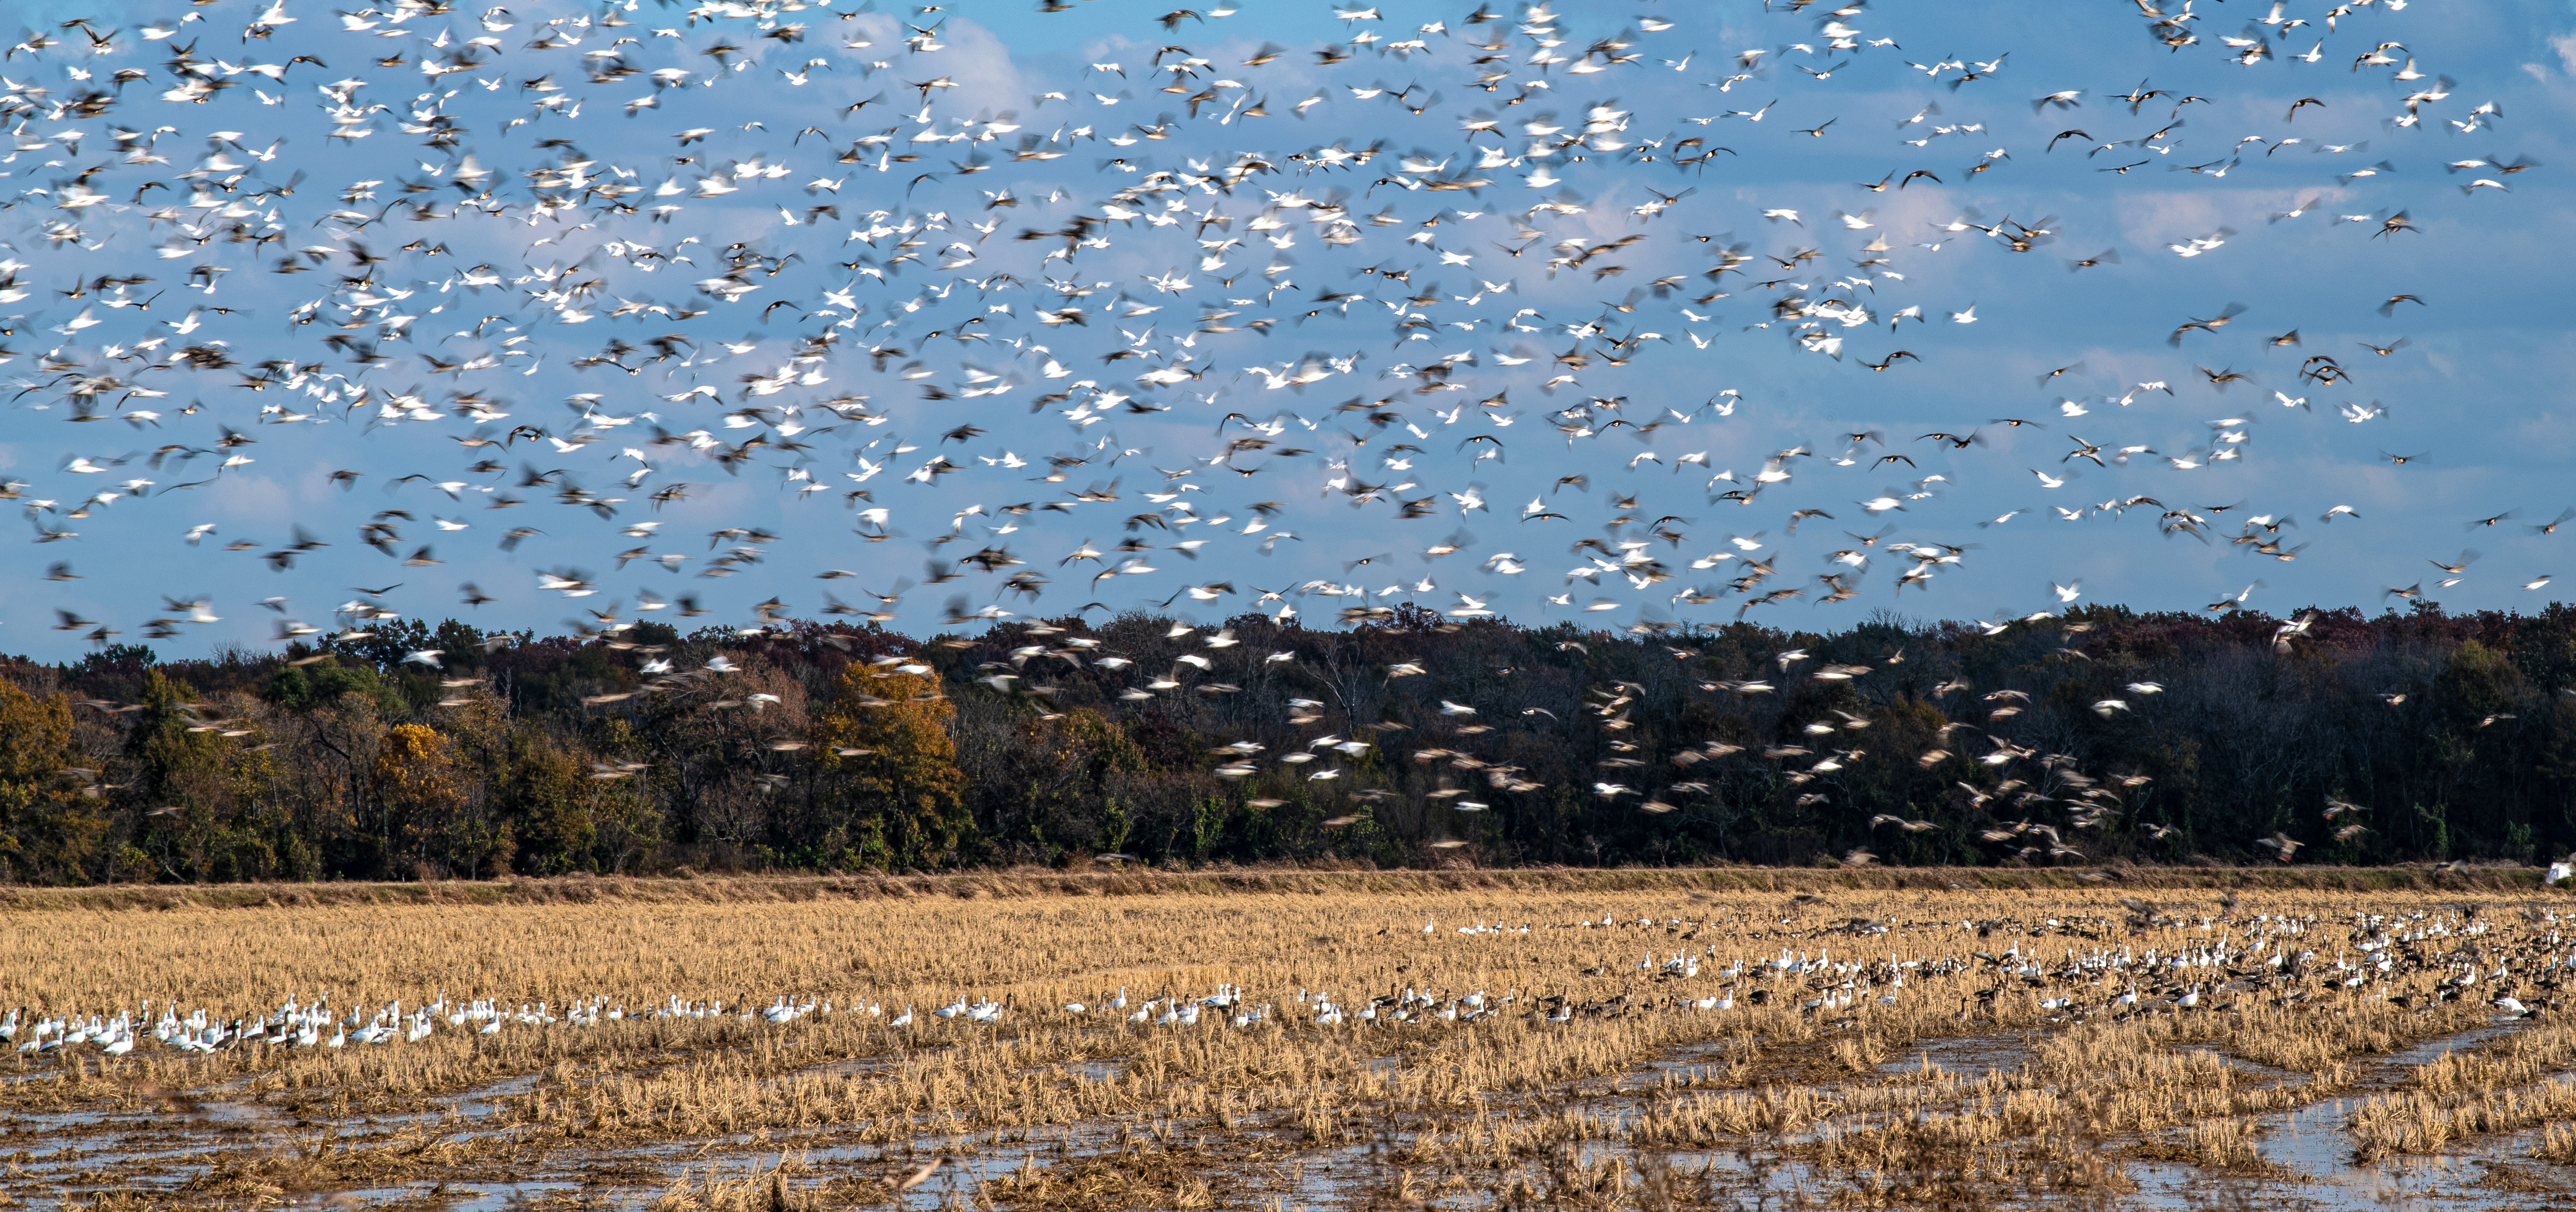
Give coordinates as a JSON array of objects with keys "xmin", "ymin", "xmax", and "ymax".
[
  {"xmin": 5, "ymin": 1016, "xmax": 2570, "ymax": 1209},
  {"xmin": 1876, "ymin": 1027, "xmax": 2044, "ymax": 1078},
  {"xmin": 1936, "ymin": 1014, "xmax": 2562, "ymax": 1210}
]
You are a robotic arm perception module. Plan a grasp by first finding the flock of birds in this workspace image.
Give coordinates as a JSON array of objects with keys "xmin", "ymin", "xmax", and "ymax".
[
  {"xmin": 0, "ymin": 0, "xmax": 2546, "ymax": 666},
  {"xmin": 0, "ymin": 0, "xmax": 2568, "ymax": 859},
  {"xmin": 3, "ymin": 990, "xmax": 828, "ymax": 1055},
  {"xmin": 988, "ymin": 617, "xmax": 2547, "ymax": 862},
  {"xmin": 9, "ymin": 904, "xmax": 2566, "ymax": 1064}
]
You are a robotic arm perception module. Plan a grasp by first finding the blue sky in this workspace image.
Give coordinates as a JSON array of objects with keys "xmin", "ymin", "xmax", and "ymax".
[{"xmin": 2, "ymin": 0, "xmax": 2571, "ymax": 661}]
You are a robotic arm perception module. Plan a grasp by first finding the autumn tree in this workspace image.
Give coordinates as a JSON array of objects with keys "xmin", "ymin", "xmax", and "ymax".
[
  {"xmin": 809, "ymin": 669, "xmax": 969, "ymax": 869},
  {"xmin": 371, "ymin": 723, "xmax": 469, "ymax": 877},
  {"xmin": 0, "ymin": 680, "xmax": 102, "ymax": 882}
]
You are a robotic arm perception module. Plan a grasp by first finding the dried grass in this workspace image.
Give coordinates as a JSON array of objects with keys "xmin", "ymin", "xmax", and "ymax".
[{"xmin": 2, "ymin": 881, "xmax": 2566, "ymax": 1208}]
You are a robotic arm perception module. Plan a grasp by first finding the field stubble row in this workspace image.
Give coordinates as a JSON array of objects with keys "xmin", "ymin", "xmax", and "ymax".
[{"xmin": 3, "ymin": 879, "xmax": 2573, "ymax": 1209}]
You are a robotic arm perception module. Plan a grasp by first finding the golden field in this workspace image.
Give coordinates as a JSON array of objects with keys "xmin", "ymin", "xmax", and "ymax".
[{"xmin": 0, "ymin": 868, "xmax": 2570, "ymax": 1210}]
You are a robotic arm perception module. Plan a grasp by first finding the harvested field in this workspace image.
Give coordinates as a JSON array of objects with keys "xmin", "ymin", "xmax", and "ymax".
[{"xmin": 3, "ymin": 871, "xmax": 2572, "ymax": 1209}]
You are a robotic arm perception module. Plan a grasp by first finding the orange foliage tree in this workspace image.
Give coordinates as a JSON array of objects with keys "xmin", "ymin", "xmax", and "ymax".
[
  {"xmin": 0, "ymin": 680, "xmax": 101, "ymax": 882},
  {"xmin": 809, "ymin": 668, "xmax": 969, "ymax": 869},
  {"xmin": 371, "ymin": 723, "xmax": 467, "ymax": 876}
]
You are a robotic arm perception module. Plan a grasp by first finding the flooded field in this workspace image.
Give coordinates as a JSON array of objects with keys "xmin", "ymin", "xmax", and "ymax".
[{"xmin": 2, "ymin": 873, "xmax": 2571, "ymax": 1209}]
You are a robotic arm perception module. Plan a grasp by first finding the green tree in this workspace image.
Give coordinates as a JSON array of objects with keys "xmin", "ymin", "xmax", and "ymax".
[
  {"xmin": 263, "ymin": 656, "xmax": 392, "ymax": 713},
  {"xmin": 123, "ymin": 669, "xmax": 250, "ymax": 881},
  {"xmin": 956, "ymin": 703, "xmax": 1152, "ymax": 861},
  {"xmin": 495, "ymin": 728, "xmax": 593, "ymax": 874},
  {"xmin": 2420, "ymin": 640, "xmax": 2529, "ymax": 858}
]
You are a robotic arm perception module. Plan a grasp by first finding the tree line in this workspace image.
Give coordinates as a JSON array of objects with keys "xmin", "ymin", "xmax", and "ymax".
[{"xmin": 2, "ymin": 599, "xmax": 2572, "ymax": 884}]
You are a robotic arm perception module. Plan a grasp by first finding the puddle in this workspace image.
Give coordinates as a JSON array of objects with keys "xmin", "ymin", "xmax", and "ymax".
[
  {"xmin": 2127, "ymin": 1149, "xmax": 2560, "ymax": 1210},
  {"xmin": 2176, "ymin": 1042, "xmax": 2307, "ymax": 1083},
  {"xmin": 1280, "ymin": 1142, "xmax": 1380, "ymax": 1207},
  {"xmin": 437, "ymin": 1180, "xmax": 588, "ymax": 1210},
  {"xmin": 601, "ymin": 1126, "xmax": 1134, "ymax": 1212},
  {"xmin": 2121, "ymin": 1017, "xmax": 2564, "ymax": 1211},
  {"xmin": 3, "ymin": 1014, "xmax": 2560, "ymax": 1211},
  {"xmin": 1067, "ymin": 1057, "xmax": 1127, "ymax": 1083},
  {"xmin": 1568, "ymin": 1140, "xmax": 1830, "ymax": 1205},
  {"xmin": 1618, "ymin": 1039, "xmax": 1735, "ymax": 1092},
  {"xmin": 0, "ymin": 1069, "xmax": 553, "ymax": 1205},
  {"xmin": 1874, "ymin": 1030, "xmax": 2040, "ymax": 1079},
  {"xmin": 440, "ymin": 1071, "xmax": 540, "ymax": 1121},
  {"xmin": 2379, "ymin": 1019, "xmax": 2529, "ymax": 1072}
]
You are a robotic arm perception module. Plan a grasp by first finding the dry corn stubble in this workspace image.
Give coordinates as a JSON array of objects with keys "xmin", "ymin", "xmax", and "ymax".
[
  {"xmin": 2347, "ymin": 1018, "xmax": 2576, "ymax": 1161},
  {"xmin": 3, "ymin": 879, "xmax": 2570, "ymax": 1209}
]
